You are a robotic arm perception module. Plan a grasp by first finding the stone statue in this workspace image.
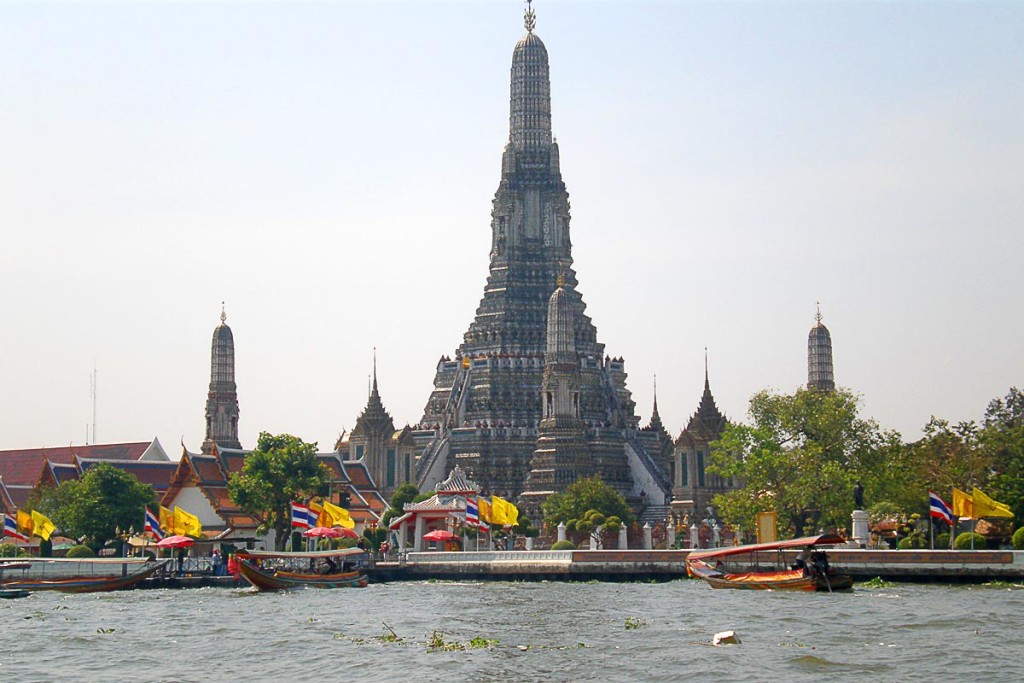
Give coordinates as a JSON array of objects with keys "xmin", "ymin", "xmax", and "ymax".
[{"xmin": 853, "ymin": 482, "xmax": 864, "ymax": 510}]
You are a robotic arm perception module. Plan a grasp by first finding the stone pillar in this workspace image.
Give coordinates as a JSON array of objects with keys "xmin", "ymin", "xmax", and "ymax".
[
  {"xmin": 667, "ymin": 518, "xmax": 676, "ymax": 549},
  {"xmin": 525, "ymin": 537, "xmax": 534, "ymax": 551},
  {"xmin": 851, "ymin": 509, "xmax": 869, "ymax": 547},
  {"xmin": 690, "ymin": 523, "xmax": 698, "ymax": 549},
  {"xmin": 618, "ymin": 523, "xmax": 628, "ymax": 550},
  {"xmin": 414, "ymin": 515, "xmax": 424, "ymax": 552},
  {"xmin": 557, "ymin": 521, "xmax": 566, "ymax": 543},
  {"xmin": 398, "ymin": 523, "xmax": 407, "ymax": 553},
  {"xmin": 589, "ymin": 531, "xmax": 598, "ymax": 550},
  {"xmin": 643, "ymin": 523, "xmax": 652, "ymax": 550},
  {"xmin": 712, "ymin": 522, "xmax": 721, "ymax": 548}
]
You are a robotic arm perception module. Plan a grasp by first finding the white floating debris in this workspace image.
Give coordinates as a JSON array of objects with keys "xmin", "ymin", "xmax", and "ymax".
[{"xmin": 713, "ymin": 630, "xmax": 741, "ymax": 646}]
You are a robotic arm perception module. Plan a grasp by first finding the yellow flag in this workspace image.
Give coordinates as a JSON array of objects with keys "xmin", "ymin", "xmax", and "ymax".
[
  {"xmin": 159, "ymin": 506, "xmax": 177, "ymax": 535},
  {"xmin": 174, "ymin": 506, "xmax": 202, "ymax": 537},
  {"xmin": 491, "ymin": 495, "xmax": 519, "ymax": 527},
  {"xmin": 478, "ymin": 497, "xmax": 492, "ymax": 524},
  {"xmin": 31, "ymin": 510, "xmax": 56, "ymax": 541},
  {"xmin": 972, "ymin": 488, "xmax": 1014, "ymax": 518},
  {"xmin": 952, "ymin": 488, "xmax": 974, "ymax": 518},
  {"xmin": 17, "ymin": 509, "xmax": 34, "ymax": 536},
  {"xmin": 322, "ymin": 500, "xmax": 355, "ymax": 529},
  {"xmin": 309, "ymin": 499, "xmax": 326, "ymax": 527}
]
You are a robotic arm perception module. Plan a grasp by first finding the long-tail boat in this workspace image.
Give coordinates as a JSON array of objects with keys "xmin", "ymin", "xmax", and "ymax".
[
  {"xmin": 0, "ymin": 557, "xmax": 166, "ymax": 594},
  {"xmin": 234, "ymin": 548, "xmax": 368, "ymax": 591},
  {"xmin": 686, "ymin": 534, "xmax": 854, "ymax": 592}
]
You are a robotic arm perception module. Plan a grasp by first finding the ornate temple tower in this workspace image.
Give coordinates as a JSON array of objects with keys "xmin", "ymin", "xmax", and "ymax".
[
  {"xmin": 202, "ymin": 304, "xmax": 241, "ymax": 454},
  {"xmin": 807, "ymin": 304, "xmax": 836, "ymax": 392},
  {"xmin": 416, "ymin": 4, "xmax": 668, "ymax": 508},
  {"xmin": 521, "ymin": 283, "xmax": 594, "ymax": 512},
  {"xmin": 672, "ymin": 353, "xmax": 731, "ymax": 515}
]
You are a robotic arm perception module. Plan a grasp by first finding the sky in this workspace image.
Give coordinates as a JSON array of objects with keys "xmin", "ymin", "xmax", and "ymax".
[{"xmin": 1, "ymin": 1, "xmax": 1021, "ymax": 456}]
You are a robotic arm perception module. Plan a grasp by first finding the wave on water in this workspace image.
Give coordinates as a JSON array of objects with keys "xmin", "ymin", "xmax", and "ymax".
[{"xmin": 789, "ymin": 654, "xmax": 892, "ymax": 674}]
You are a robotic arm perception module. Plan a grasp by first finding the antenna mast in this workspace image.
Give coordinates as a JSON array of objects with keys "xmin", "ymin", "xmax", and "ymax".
[{"xmin": 90, "ymin": 366, "xmax": 97, "ymax": 444}]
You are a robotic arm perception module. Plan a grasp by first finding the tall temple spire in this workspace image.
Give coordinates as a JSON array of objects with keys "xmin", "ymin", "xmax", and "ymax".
[
  {"xmin": 372, "ymin": 347, "xmax": 379, "ymax": 396},
  {"xmin": 420, "ymin": 7, "xmax": 655, "ymax": 509},
  {"xmin": 652, "ymin": 374, "xmax": 660, "ymax": 419},
  {"xmin": 202, "ymin": 303, "xmax": 241, "ymax": 454},
  {"xmin": 808, "ymin": 303, "xmax": 836, "ymax": 392}
]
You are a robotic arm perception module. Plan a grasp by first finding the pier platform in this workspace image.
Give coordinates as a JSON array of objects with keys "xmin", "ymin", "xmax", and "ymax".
[{"xmin": 365, "ymin": 548, "xmax": 1024, "ymax": 584}]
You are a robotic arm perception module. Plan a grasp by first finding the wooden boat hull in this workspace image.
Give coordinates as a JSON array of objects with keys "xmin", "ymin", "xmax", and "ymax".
[
  {"xmin": 237, "ymin": 559, "xmax": 368, "ymax": 591},
  {"xmin": 1, "ymin": 561, "xmax": 164, "ymax": 594},
  {"xmin": 688, "ymin": 559, "xmax": 853, "ymax": 592}
]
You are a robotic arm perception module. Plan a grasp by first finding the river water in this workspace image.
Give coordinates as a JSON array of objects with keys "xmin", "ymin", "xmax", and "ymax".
[{"xmin": 2, "ymin": 579, "xmax": 1020, "ymax": 682}]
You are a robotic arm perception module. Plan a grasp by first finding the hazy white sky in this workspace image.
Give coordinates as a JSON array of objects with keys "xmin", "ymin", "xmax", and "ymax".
[{"xmin": 1, "ymin": 1, "xmax": 1021, "ymax": 456}]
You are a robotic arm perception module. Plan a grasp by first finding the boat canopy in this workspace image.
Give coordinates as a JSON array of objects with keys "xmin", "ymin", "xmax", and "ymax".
[
  {"xmin": 239, "ymin": 548, "xmax": 366, "ymax": 560},
  {"xmin": 687, "ymin": 534, "xmax": 846, "ymax": 562}
]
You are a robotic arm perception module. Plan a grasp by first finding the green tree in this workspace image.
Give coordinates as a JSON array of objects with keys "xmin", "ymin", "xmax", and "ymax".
[
  {"xmin": 37, "ymin": 462, "xmax": 155, "ymax": 552},
  {"xmin": 542, "ymin": 476, "xmax": 633, "ymax": 531},
  {"xmin": 228, "ymin": 432, "xmax": 331, "ymax": 550},
  {"xmin": 980, "ymin": 388, "xmax": 1024, "ymax": 523},
  {"xmin": 708, "ymin": 387, "xmax": 897, "ymax": 538},
  {"xmin": 381, "ymin": 483, "xmax": 419, "ymax": 528}
]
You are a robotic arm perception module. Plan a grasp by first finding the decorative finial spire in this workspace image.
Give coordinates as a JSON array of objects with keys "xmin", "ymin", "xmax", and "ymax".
[
  {"xmin": 704, "ymin": 347, "xmax": 710, "ymax": 388},
  {"xmin": 372, "ymin": 347, "xmax": 379, "ymax": 394},
  {"xmin": 220, "ymin": 301, "xmax": 227, "ymax": 324},
  {"xmin": 524, "ymin": 0, "xmax": 536, "ymax": 34},
  {"xmin": 815, "ymin": 301, "xmax": 823, "ymax": 324},
  {"xmin": 556, "ymin": 271, "xmax": 565, "ymax": 288}
]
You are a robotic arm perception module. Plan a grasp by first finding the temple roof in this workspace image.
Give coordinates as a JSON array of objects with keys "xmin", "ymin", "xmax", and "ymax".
[
  {"xmin": 351, "ymin": 363, "xmax": 395, "ymax": 438},
  {"xmin": 676, "ymin": 364, "xmax": 728, "ymax": 445},
  {"xmin": 437, "ymin": 465, "xmax": 479, "ymax": 494}
]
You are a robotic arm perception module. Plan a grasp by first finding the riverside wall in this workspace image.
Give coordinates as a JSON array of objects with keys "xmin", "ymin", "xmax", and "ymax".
[{"xmin": 365, "ymin": 549, "xmax": 1024, "ymax": 584}]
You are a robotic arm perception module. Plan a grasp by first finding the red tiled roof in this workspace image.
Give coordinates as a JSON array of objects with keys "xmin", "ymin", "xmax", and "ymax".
[
  {"xmin": 342, "ymin": 461, "xmax": 374, "ymax": 488},
  {"xmin": 317, "ymin": 454, "xmax": 351, "ymax": 482},
  {"xmin": 0, "ymin": 442, "xmax": 152, "ymax": 487},
  {"xmin": 77, "ymin": 458, "xmax": 177, "ymax": 492},
  {"xmin": 0, "ymin": 479, "xmax": 16, "ymax": 514},
  {"xmin": 187, "ymin": 454, "xmax": 227, "ymax": 485},
  {"xmin": 359, "ymin": 489, "xmax": 387, "ymax": 513},
  {"xmin": 5, "ymin": 484, "xmax": 33, "ymax": 509}
]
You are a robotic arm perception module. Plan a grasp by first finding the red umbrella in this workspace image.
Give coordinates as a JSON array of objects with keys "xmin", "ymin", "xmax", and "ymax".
[
  {"xmin": 301, "ymin": 528, "xmax": 362, "ymax": 540},
  {"xmin": 156, "ymin": 535, "xmax": 195, "ymax": 549},
  {"xmin": 423, "ymin": 529, "xmax": 457, "ymax": 541}
]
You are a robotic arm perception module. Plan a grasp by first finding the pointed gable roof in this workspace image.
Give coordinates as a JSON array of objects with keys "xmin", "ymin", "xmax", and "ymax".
[
  {"xmin": 676, "ymin": 362, "xmax": 728, "ymax": 446},
  {"xmin": 350, "ymin": 365, "xmax": 395, "ymax": 439}
]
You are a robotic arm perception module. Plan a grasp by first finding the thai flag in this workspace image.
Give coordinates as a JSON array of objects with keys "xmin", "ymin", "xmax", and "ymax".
[
  {"xmin": 144, "ymin": 507, "xmax": 164, "ymax": 540},
  {"xmin": 291, "ymin": 502, "xmax": 313, "ymax": 529},
  {"xmin": 929, "ymin": 491, "xmax": 954, "ymax": 526},
  {"xmin": 4, "ymin": 513, "xmax": 29, "ymax": 542},
  {"xmin": 465, "ymin": 496, "xmax": 479, "ymax": 527}
]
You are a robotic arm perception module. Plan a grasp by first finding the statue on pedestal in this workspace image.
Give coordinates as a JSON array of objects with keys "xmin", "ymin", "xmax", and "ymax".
[{"xmin": 853, "ymin": 481, "xmax": 864, "ymax": 510}]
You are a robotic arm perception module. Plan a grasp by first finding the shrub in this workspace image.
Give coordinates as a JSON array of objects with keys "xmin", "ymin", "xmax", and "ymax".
[
  {"xmin": 0, "ymin": 543, "xmax": 26, "ymax": 557},
  {"xmin": 897, "ymin": 535, "xmax": 925, "ymax": 550},
  {"xmin": 953, "ymin": 532, "xmax": 986, "ymax": 550},
  {"xmin": 935, "ymin": 532, "xmax": 951, "ymax": 549},
  {"xmin": 550, "ymin": 540, "xmax": 575, "ymax": 550},
  {"xmin": 65, "ymin": 544, "xmax": 96, "ymax": 558},
  {"xmin": 1012, "ymin": 527, "xmax": 1024, "ymax": 550}
]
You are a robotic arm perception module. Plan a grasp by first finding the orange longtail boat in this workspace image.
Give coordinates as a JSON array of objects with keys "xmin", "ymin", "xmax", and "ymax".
[
  {"xmin": 234, "ymin": 548, "xmax": 368, "ymax": 591},
  {"xmin": 686, "ymin": 534, "xmax": 853, "ymax": 592}
]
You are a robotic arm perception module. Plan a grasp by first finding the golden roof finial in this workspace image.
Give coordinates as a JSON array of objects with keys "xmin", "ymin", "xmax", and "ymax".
[
  {"xmin": 525, "ymin": 0, "xmax": 536, "ymax": 34},
  {"xmin": 556, "ymin": 271, "xmax": 565, "ymax": 288},
  {"xmin": 220, "ymin": 301, "xmax": 227, "ymax": 324},
  {"xmin": 815, "ymin": 301, "xmax": 823, "ymax": 324}
]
